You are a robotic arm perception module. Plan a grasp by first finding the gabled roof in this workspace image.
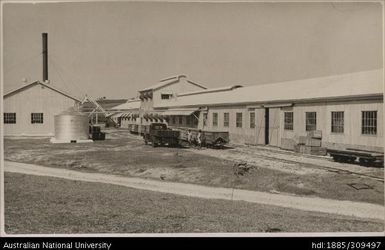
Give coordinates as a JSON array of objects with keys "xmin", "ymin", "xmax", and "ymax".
[
  {"xmin": 156, "ymin": 69, "xmax": 383, "ymax": 108},
  {"xmin": 140, "ymin": 75, "xmax": 207, "ymax": 92},
  {"xmin": 110, "ymin": 99, "xmax": 141, "ymax": 110},
  {"xmin": 80, "ymin": 99, "xmax": 128, "ymax": 112},
  {"xmin": 4, "ymin": 81, "xmax": 82, "ymax": 102}
]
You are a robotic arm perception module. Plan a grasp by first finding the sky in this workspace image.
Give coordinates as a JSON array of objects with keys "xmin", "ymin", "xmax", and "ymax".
[{"xmin": 2, "ymin": 1, "xmax": 383, "ymax": 99}]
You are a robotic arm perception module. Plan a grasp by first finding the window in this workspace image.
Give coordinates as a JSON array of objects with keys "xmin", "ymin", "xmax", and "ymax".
[
  {"xmin": 193, "ymin": 116, "xmax": 198, "ymax": 125},
  {"xmin": 186, "ymin": 116, "xmax": 191, "ymax": 125},
  {"xmin": 213, "ymin": 113, "xmax": 218, "ymax": 127},
  {"xmin": 236, "ymin": 112, "xmax": 243, "ymax": 128},
  {"xmin": 178, "ymin": 116, "xmax": 183, "ymax": 125},
  {"xmin": 362, "ymin": 111, "xmax": 377, "ymax": 135},
  {"xmin": 305, "ymin": 112, "xmax": 316, "ymax": 131},
  {"xmin": 161, "ymin": 94, "xmax": 172, "ymax": 100},
  {"xmin": 4, "ymin": 113, "xmax": 16, "ymax": 124},
  {"xmin": 31, "ymin": 113, "xmax": 44, "ymax": 124},
  {"xmin": 172, "ymin": 116, "xmax": 176, "ymax": 125},
  {"xmin": 203, "ymin": 113, "xmax": 208, "ymax": 126},
  {"xmin": 249, "ymin": 112, "xmax": 255, "ymax": 129},
  {"xmin": 224, "ymin": 113, "xmax": 229, "ymax": 127},
  {"xmin": 331, "ymin": 111, "xmax": 344, "ymax": 133},
  {"xmin": 284, "ymin": 112, "xmax": 293, "ymax": 130}
]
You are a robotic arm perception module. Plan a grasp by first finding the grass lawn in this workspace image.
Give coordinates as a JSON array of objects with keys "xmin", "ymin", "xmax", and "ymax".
[
  {"xmin": 4, "ymin": 172, "xmax": 384, "ymax": 234},
  {"xmin": 4, "ymin": 130, "xmax": 384, "ymax": 205}
]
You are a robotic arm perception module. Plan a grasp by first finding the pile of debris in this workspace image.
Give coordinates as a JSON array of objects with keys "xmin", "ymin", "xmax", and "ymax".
[
  {"xmin": 293, "ymin": 130, "xmax": 327, "ymax": 156},
  {"xmin": 233, "ymin": 162, "xmax": 254, "ymax": 177}
]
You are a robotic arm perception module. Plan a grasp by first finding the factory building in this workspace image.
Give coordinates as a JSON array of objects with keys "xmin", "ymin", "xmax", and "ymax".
[
  {"xmin": 3, "ymin": 81, "xmax": 81, "ymax": 136},
  {"xmin": 157, "ymin": 69, "xmax": 383, "ymax": 152},
  {"xmin": 131, "ymin": 75, "xmax": 207, "ymax": 133},
  {"xmin": 107, "ymin": 98, "xmax": 141, "ymax": 127}
]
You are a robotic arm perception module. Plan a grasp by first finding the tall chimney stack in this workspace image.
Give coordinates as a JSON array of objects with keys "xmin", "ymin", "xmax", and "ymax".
[{"xmin": 42, "ymin": 33, "xmax": 48, "ymax": 82}]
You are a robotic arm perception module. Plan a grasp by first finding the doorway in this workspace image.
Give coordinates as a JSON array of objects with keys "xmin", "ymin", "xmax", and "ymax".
[{"xmin": 264, "ymin": 108, "xmax": 269, "ymax": 144}]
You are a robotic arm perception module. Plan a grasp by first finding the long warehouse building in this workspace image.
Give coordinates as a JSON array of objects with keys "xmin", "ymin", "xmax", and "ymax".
[{"xmin": 154, "ymin": 69, "xmax": 383, "ymax": 152}]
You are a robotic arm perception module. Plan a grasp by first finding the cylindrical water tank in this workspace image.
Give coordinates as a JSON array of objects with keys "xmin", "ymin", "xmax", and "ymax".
[{"xmin": 54, "ymin": 108, "xmax": 89, "ymax": 141}]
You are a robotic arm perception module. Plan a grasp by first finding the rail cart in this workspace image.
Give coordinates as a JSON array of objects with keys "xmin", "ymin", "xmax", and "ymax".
[{"xmin": 327, "ymin": 148, "xmax": 384, "ymax": 167}]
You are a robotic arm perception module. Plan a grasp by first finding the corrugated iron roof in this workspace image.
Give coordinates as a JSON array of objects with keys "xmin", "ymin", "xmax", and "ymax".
[
  {"xmin": 162, "ymin": 108, "xmax": 199, "ymax": 116},
  {"xmin": 177, "ymin": 85, "xmax": 243, "ymax": 97},
  {"xmin": 140, "ymin": 75, "xmax": 207, "ymax": 92},
  {"xmin": 110, "ymin": 99, "xmax": 141, "ymax": 110},
  {"xmin": 81, "ymin": 99, "xmax": 128, "ymax": 111},
  {"xmin": 156, "ymin": 69, "xmax": 383, "ymax": 108}
]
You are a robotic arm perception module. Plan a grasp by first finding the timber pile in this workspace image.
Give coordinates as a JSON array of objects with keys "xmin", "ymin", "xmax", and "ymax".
[{"xmin": 293, "ymin": 130, "xmax": 327, "ymax": 156}]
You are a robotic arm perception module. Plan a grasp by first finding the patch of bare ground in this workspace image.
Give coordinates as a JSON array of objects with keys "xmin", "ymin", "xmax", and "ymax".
[{"xmin": 4, "ymin": 130, "xmax": 384, "ymax": 205}]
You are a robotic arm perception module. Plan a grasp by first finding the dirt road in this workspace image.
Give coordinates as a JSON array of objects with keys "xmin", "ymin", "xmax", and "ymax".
[{"xmin": 5, "ymin": 161, "xmax": 384, "ymax": 221}]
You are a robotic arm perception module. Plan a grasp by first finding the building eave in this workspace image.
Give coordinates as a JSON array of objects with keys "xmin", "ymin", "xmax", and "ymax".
[
  {"xmin": 155, "ymin": 93, "xmax": 384, "ymax": 109},
  {"xmin": 4, "ymin": 81, "xmax": 82, "ymax": 102}
]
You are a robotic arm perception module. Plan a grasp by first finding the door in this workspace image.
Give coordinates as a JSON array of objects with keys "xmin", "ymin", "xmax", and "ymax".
[
  {"xmin": 255, "ymin": 108, "xmax": 266, "ymax": 145},
  {"xmin": 259, "ymin": 107, "xmax": 280, "ymax": 146},
  {"xmin": 265, "ymin": 108, "xmax": 269, "ymax": 144},
  {"xmin": 268, "ymin": 108, "xmax": 280, "ymax": 147}
]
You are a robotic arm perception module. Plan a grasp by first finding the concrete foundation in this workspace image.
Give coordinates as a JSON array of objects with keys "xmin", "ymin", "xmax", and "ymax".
[{"xmin": 50, "ymin": 138, "xmax": 93, "ymax": 144}]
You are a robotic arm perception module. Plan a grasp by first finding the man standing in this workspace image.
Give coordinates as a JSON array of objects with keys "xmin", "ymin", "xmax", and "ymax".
[
  {"xmin": 187, "ymin": 129, "xmax": 192, "ymax": 146},
  {"xmin": 197, "ymin": 129, "xmax": 202, "ymax": 149}
]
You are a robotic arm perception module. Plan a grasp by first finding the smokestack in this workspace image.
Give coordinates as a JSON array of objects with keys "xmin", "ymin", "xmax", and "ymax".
[{"xmin": 42, "ymin": 33, "xmax": 48, "ymax": 82}]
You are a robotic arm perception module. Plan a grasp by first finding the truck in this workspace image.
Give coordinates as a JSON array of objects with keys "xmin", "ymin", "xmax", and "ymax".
[
  {"xmin": 175, "ymin": 128, "xmax": 229, "ymax": 148},
  {"xmin": 143, "ymin": 123, "xmax": 180, "ymax": 147}
]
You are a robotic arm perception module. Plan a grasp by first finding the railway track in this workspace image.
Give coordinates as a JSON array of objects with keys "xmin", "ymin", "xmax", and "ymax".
[
  {"xmin": 254, "ymin": 154, "xmax": 384, "ymax": 182},
  {"xmin": 107, "ymin": 130, "xmax": 384, "ymax": 182}
]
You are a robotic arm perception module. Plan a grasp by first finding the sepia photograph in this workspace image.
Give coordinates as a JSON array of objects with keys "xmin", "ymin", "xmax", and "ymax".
[{"xmin": 1, "ymin": 0, "xmax": 384, "ymax": 238}]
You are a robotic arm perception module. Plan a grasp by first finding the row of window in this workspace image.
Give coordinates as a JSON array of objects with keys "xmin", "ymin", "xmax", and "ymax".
[
  {"xmin": 4, "ymin": 113, "xmax": 44, "ymax": 124},
  {"xmin": 203, "ymin": 110, "xmax": 378, "ymax": 135},
  {"xmin": 284, "ymin": 111, "xmax": 377, "ymax": 135},
  {"xmin": 205, "ymin": 112, "xmax": 253, "ymax": 128},
  {"xmin": 170, "ymin": 115, "xmax": 198, "ymax": 126}
]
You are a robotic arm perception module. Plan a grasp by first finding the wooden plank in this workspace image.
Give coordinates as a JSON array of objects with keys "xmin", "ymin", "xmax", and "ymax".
[
  {"xmin": 327, "ymin": 148, "xmax": 384, "ymax": 158},
  {"xmin": 305, "ymin": 138, "xmax": 322, "ymax": 147}
]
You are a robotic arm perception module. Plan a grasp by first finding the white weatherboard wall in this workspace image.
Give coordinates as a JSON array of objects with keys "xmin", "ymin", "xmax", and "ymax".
[
  {"xmin": 4, "ymin": 84, "xmax": 78, "ymax": 136},
  {"xmin": 280, "ymin": 99, "xmax": 383, "ymax": 152},
  {"xmin": 165, "ymin": 98, "xmax": 383, "ymax": 152},
  {"xmin": 195, "ymin": 106, "xmax": 257, "ymax": 144}
]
